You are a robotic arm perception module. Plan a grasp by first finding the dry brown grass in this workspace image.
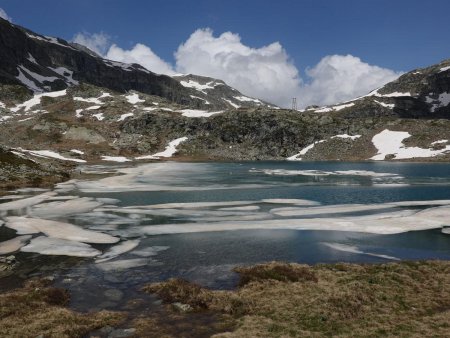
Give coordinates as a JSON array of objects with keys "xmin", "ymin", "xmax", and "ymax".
[
  {"xmin": 0, "ymin": 278, "xmax": 126, "ymax": 338},
  {"xmin": 143, "ymin": 261, "xmax": 450, "ymax": 338}
]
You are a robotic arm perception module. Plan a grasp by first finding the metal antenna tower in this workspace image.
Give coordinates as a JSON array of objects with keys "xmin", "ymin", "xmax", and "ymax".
[{"xmin": 292, "ymin": 97, "xmax": 297, "ymax": 111}]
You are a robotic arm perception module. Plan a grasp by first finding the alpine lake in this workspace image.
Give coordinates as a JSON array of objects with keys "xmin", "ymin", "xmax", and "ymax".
[{"xmin": 1, "ymin": 161, "xmax": 450, "ymax": 313}]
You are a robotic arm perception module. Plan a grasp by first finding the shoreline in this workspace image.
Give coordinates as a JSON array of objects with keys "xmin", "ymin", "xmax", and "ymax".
[{"xmin": 1, "ymin": 260, "xmax": 449, "ymax": 337}]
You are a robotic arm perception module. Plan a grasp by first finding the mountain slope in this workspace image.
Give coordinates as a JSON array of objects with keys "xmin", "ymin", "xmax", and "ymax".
[
  {"xmin": 0, "ymin": 18, "xmax": 450, "ymax": 166},
  {"xmin": 0, "ymin": 18, "xmax": 271, "ymax": 111}
]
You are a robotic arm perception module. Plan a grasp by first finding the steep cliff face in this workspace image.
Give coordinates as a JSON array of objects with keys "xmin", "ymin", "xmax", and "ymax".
[{"xmin": 0, "ymin": 18, "xmax": 191, "ymax": 103}]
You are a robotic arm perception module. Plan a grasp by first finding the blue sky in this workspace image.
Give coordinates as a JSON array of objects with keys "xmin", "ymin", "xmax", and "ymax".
[{"xmin": 1, "ymin": 0, "xmax": 449, "ymax": 107}]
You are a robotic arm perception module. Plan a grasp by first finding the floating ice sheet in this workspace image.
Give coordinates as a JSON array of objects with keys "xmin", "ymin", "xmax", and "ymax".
[
  {"xmin": 96, "ymin": 258, "xmax": 152, "ymax": 271},
  {"xmin": 5, "ymin": 217, "xmax": 119, "ymax": 244},
  {"xmin": 30, "ymin": 197, "xmax": 103, "ymax": 218},
  {"xmin": 0, "ymin": 235, "xmax": 32, "ymax": 255},
  {"xmin": 21, "ymin": 236, "xmax": 100, "ymax": 257},
  {"xmin": 95, "ymin": 239, "xmax": 140, "ymax": 263},
  {"xmin": 0, "ymin": 192, "xmax": 56, "ymax": 212}
]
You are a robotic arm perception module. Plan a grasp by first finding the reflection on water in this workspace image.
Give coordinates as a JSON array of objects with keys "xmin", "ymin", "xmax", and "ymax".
[{"xmin": 1, "ymin": 161, "xmax": 450, "ymax": 311}]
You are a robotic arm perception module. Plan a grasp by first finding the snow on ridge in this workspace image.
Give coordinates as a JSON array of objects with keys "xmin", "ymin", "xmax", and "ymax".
[
  {"xmin": 179, "ymin": 80, "xmax": 217, "ymax": 94},
  {"xmin": 431, "ymin": 139, "xmax": 448, "ymax": 145},
  {"xmin": 74, "ymin": 92, "xmax": 110, "ymax": 105},
  {"xmin": 234, "ymin": 96, "xmax": 262, "ymax": 104},
  {"xmin": 332, "ymin": 102, "xmax": 355, "ymax": 111},
  {"xmin": 439, "ymin": 66, "xmax": 450, "ymax": 73},
  {"xmin": 25, "ymin": 33, "xmax": 77, "ymax": 50},
  {"xmin": 118, "ymin": 113, "xmax": 134, "ymax": 121},
  {"xmin": 190, "ymin": 95, "xmax": 211, "ymax": 104},
  {"xmin": 426, "ymin": 92, "xmax": 450, "ymax": 112},
  {"xmin": 374, "ymin": 100, "xmax": 395, "ymax": 109},
  {"xmin": 370, "ymin": 129, "xmax": 450, "ymax": 160},
  {"xmin": 223, "ymin": 98, "xmax": 240, "ymax": 109},
  {"xmin": 287, "ymin": 140, "xmax": 326, "ymax": 161},
  {"xmin": 11, "ymin": 89, "xmax": 67, "ymax": 112},
  {"xmin": 125, "ymin": 93, "xmax": 145, "ymax": 104},
  {"xmin": 101, "ymin": 156, "xmax": 131, "ymax": 162},
  {"xmin": 19, "ymin": 148, "xmax": 86, "ymax": 163},
  {"xmin": 92, "ymin": 113, "xmax": 104, "ymax": 121},
  {"xmin": 48, "ymin": 66, "xmax": 79, "ymax": 85},
  {"xmin": 136, "ymin": 137, "xmax": 188, "ymax": 160},
  {"xmin": 26, "ymin": 53, "xmax": 38, "ymax": 65},
  {"xmin": 177, "ymin": 109, "xmax": 223, "ymax": 118},
  {"xmin": 288, "ymin": 133, "xmax": 361, "ymax": 160},
  {"xmin": 331, "ymin": 134, "xmax": 361, "ymax": 140}
]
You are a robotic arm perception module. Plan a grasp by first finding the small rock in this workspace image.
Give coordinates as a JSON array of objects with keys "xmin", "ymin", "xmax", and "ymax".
[{"xmin": 172, "ymin": 302, "xmax": 193, "ymax": 313}]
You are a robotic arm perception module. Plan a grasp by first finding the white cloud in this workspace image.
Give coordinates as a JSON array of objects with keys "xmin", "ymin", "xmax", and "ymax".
[
  {"xmin": 106, "ymin": 43, "xmax": 175, "ymax": 75},
  {"xmin": 0, "ymin": 8, "xmax": 12, "ymax": 22},
  {"xmin": 174, "ymin": 28, "xmax": 301, "ymax": 107},
  {"xmin": 71, "ymin": 28, "xmax": 402, "ymax": 108},
  {"xmin": 72, "ymin": 31, "xmax": 111, "ymax": 55},
  {"xmin": 299, "ymin": 55, "xmax": 403, "ymax": 108}
]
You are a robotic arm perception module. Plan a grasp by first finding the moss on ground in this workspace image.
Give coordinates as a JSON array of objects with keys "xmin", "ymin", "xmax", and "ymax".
[
  {"xmin": 143, "ymin": 261, "xmax": 450, "ymax": 338},
  {"xmin": 0, "ymin": 278, "xmax": 125, "ymax": 338}
]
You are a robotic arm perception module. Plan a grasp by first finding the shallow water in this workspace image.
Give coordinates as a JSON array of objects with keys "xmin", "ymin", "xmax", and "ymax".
[{"xmin": 1, "ymin": 161, "xmax": 450, "ymax": 311}]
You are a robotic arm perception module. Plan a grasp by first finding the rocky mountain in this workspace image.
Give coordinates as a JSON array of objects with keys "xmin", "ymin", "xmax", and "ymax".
[
  {"xmin": 0, "ymin": 18, "xmax": 450, "ymax": 187},
  {"xmin": 0, "ymin": 17, "xmax": 268, "ymax": 111}
]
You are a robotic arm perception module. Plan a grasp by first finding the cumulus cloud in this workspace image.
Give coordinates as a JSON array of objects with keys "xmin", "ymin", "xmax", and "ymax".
[
  {"xmin": 71, "ymin": 28, "xmax": 402, "ymax": 108},
  {"xmin": 106, "ymin": 43, "xmax": 175, "ymax": 75},
  {"xmin": 72, "ymin": 31, "xmax": 111, "ymax": 55},
  {"xmin": 174, "ymin": 28, "xmax": 301, "ymax": 107},
  {"xmin": 0, "ymin": 8, "xmax": 12, "ymax": 22},
  {"xmin": 299, "ymin": 55, "xmax": 403, "ymax": 108}
]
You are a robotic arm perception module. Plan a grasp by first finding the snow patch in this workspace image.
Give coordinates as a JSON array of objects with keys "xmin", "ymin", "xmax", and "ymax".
[
  {"xmin": 125, "ymin": 93, "xmax": 144, "ymax": 104},
  {"xmin": 439, "ymin": 66, "xmax": 450, "ymax": 72},
  {"xmin": 136, "ymin": 137, "xmax": 188, "ymax": 160},
  {"xmin": 178, "ymin": 109, "xmax": 223, "ymax": 118},
  {"xmin": 117, "ymin": 113, "xmax": 134, "ymax": 121},
  {"xmin": 179, "ymin": 80, "xmax": 216, "ymax": 94},
  {"xmin": 101, "ymin": 156, "xmax": 132, "ymax": 162},
  {"xmin": 233, "ymin": 96, "xmax": 261, "ymax": 103},
  {"xmin": 374, "ymin": 100, "xmax": 395, "ymax": 109},
  {"xmin": 48, "ymin": 66, "xmax": 79, "ymax": 85},
  {"xmin": 11, "ymin": 90, "xmax": 67, "ymax": 112},
  {"xmin": 370, "ymin": 129, "xmax": 450, "ymax": 160},
  {"xmin": 287, "ymin": 140, "xmax": 326, "ymax": 161},
  {"xmin": 331, "ymin": 134, "xmax": 361, "ymax": 140},
  {"xmin": 223, "ymin": 99, "xmax": 240, "ymax": 108},
  {"xmin": 19, "ymin": 149, "xmax": 86, "ymax": 163}
]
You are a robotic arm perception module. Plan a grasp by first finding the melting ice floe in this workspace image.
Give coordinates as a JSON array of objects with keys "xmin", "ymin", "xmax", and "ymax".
[
  {"xmin": 21, "ymin": 236, "xmax": 101, "ymax": 257},
  {"xmin": 5, "ymin": 217, "xmax": 118, "ymax": 244},
  {"xmin": 95, "ymin": 239, "xmax": 140, "ymax": 263},
  {"xmin": 0, "ymin": 235, "xmax": 32, "ymax": 255},
  {"xmin": 322, "ymin": 243, "xmax": 400, "ymax": 260},
  {"xmin": 370, "ymin": 129, "xmax": 450, "ymax": 160},
  {"xmin": 0, "ymin": 192, "xmax": 56, "ymax": 212},
  {"xmin": 250, "ymin": 168, "xmax": 402, "ymax": 179}
]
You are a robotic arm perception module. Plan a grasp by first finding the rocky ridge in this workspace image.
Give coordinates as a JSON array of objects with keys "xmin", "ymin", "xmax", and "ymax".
[{"xmin": 0, "ymin": 18, "xmax": 450, "ymax": 169}]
